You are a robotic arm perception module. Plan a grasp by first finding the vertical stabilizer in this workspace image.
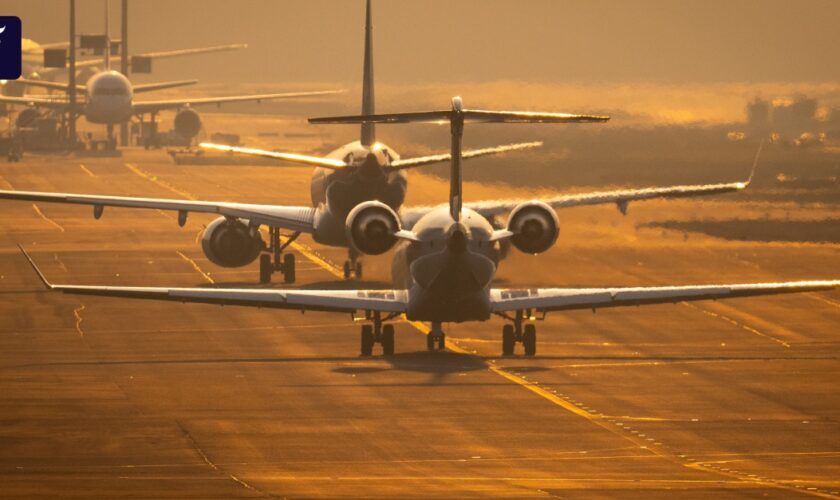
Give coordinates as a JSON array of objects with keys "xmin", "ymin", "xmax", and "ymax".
[
  {"xmin": 103, "ymin": 0, "xmax": 111, "ymax": 70},
  {"xmin": 449, "ymin": 97, "xmax": 464, "ymax": 221},
  {"xmin": 360, "ymin": 0, "xmax": 375, "ymax": 146}
]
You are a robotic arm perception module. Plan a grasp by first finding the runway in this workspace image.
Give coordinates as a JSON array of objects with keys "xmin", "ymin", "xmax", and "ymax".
[{"xmin": 1, "ymin": 148, "xmax": 838, "ymax": 498}]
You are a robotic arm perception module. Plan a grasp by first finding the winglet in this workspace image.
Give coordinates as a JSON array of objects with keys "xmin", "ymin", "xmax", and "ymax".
[
  {"xmin": 18, "ymin": 245, "xmax": 53, "ymax": 289},
  {"xmin": 743, "ymin": 141, "xmax": 764, "ymax": 188}
]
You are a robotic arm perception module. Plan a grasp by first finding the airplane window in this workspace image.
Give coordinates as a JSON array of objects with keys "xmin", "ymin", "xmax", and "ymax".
[{"xmin": 95, "ymin": 87, "xmax": 127, "ymax": 96}]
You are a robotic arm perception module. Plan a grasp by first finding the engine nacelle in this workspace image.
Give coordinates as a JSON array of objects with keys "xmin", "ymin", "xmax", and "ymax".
[
  {"xmin": 174, "ymin": 108, "xmax": 202, "ymax": 139},
  {"xmin": 15, "ymin": 108, "xmax": 42, "ymax": 129},
  {"xmin": 507, "ymin": 201, "xmax": 560, "ymax": 254},
  {"xmin": 201, "ymin": 217, "xmax": 264, "ymax": 268},
  {"xmin": 345, "ymin": 201, "xmax": 401, "ymax": 255}
]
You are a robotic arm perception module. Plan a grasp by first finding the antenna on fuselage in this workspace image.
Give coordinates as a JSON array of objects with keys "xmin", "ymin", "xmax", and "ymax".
[
  {"xmin": 103, "ymin": 0, "xmax": 111, "ymax": 70},
  {"xmin": 360, "ymin": 0, "xmax": 375, "ymax": 147}
]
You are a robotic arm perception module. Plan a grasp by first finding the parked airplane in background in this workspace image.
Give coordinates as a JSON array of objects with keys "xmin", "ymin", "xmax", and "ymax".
[
  {"xmin": 18, "ymin": 97, "xmax": 840, "ymax": 357},
  {"xmin": 1, "ymin": 6, "xmax": 338, "ymax": 145},
  {"xmin": 200, "ymin": 0, "xmax": 545, "ymax": 282}
]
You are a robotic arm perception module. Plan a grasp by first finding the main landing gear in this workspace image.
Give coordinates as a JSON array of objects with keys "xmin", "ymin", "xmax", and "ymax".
[
  {"xmin": 501, "ymin": 310, "xmax": 537, "ymax": 356},
  {"xmin": 426, "ymin": 322, "xmax": 446, "ymax": 351},
  {"xmin": 343, "ymin": 249, "xmax": 363, "ymax": 280},
  {"xmin": 359, "ymin": 311, "xmax": 396, "ymax": 356},
  {"xmin": 259, "ymin": 228, "xmax": 300, "ymax": 284}
]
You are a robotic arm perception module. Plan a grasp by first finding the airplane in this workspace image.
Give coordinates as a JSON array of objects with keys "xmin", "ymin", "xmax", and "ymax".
[
  {"xmin": 16, "ymin": 97, "xmax": 839, "ymax": 357},
  {"xmin": 1, "ymin": 4, "xmax": 340, "ymax": 146},
  {"xmin": 198, "ymin": 0, "xmax": 550, "ymax": 283}
]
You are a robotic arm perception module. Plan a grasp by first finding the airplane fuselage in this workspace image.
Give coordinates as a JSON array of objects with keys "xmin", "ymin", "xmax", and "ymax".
[
  {"xmin": 83, "ymin": 70, "xmax": 133, "ymax": 124},
  {"xmin": 393, "ymin": 207, "xmax": 501, "ymax": 323},
  {"xmin": 310, "ymin": 141, "xmax": 408, "ymax": 247}
]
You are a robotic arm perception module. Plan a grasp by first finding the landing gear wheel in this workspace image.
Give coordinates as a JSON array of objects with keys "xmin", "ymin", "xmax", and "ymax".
[
  {"xmin": 343, "ymin": 260, "xmax": 352, "ymax": 279},
  {"xmin": 381, "ymin": 324, "xmax": 395, "ymax": 355},
  {"xmin": 282, "ymin": 253, "xmax": 295, "ymax": 284},
  {"xmin": 426, "ymin": 334, "xmax": 436, "ymax": 351},
  {"xmin": 437, "ymin": 333, "xmax": 446, "ymax": 351},
  {"xmin": 502, "ymin": 324, "xmax": 515, "ymax": 356},
  {"xmin": 355, "ymin": 261, "xmax": 363, "ymax": 280},
  {"xmin": 259, "ymin": 254, "xmax": 272, "ymax": 284},
  {"xmin": 360, "ymin": 325, "xmax": 374, "ymax": 356},
  {"xmin": 523, "ymin": 324, "xmax": 537, "ymax": 356}
]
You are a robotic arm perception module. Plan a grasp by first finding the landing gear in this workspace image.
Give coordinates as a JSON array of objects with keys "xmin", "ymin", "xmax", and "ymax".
[
  {"xmin": 500, "ymin": 310, "xmax": 537, "ymax": 356},
  {"xmin": 344, "ymin": 249, "xmax": 363, "ymax": 280},
  {"xmin": 427, "ymin": 322, "xmax": 446, "ymax": 351},
  {"xmin": 259, "ymin": 228, "xmax": 300, "ymax": 284},
  {"xmin": 359, "ymin": 312, "xmax": 396, "ymax": 356}
]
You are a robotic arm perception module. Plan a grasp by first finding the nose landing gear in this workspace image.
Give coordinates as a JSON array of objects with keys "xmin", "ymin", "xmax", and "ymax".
[
  {"xmin": 343, "ymin": 249, "xmax": 363, "ymax": 280},
  {"xmin": 259, "ymin": 228, "xmax": 300, "ymax": 284},
  {"xmin": 427, "ymin": 322, "xmax": 446, "ymax": 351},
  {"xmin": 500, "ymin": 310, "xmax": 537, "ymax": 356}
]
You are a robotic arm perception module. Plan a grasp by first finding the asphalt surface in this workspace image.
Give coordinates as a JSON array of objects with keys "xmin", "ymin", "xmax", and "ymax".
[{"xmin": 0, "ymin": 149, "xmax": 838, "ymax": 499}]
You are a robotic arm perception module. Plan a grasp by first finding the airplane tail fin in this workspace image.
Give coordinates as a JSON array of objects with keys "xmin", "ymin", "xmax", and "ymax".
[
  {"xmin": 360, "ymin": 0, "xmax": 375, "ymax": 147},
  {"xmin": 104, "ymin": 0, "xmax": 111, "ymax": 70}
]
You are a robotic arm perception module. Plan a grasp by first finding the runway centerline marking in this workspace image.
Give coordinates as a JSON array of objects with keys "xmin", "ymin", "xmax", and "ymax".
[
  {"xmin": 176, "ymin": 251, "xmax": 215, "ymax": 284},
  {"xmin": 31, "ymin": 204, "xmax": 65, "ymax": 232},
  {"xmin": 79, "ymin": 164, "xmax": 97, "ymax": 178}
]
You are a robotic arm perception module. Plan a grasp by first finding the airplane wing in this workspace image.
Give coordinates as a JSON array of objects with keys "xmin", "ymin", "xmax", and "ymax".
[
  {"xmin": 0, "ymin": 189, "xmax": 316, "ymax": 233},
  {"xmin": 21, "ymin": 246, "xmax": 407, "ymax": 314},
  {"xmin": 389, "ymin": 142, "xmax": 543, "ymax": 170},
  {"xmin": 13, "ymin": 78, "xmax": 86, "ymax": 93},
  {"xmin": 401, "ymin": 145, "xmax": 762, "ymax": 228},
  {"xmin": 0, "ymin": 95, "xmax": 73, "ymax": 110},
  {"xmin": 198, "ymin": 141, "xmax": 542, "ymax": 171},
  {"xmin": 133, "ymin": 90, "xmax": 343, "ymax": 115},
  {"xmin": 491, "ymin": 281, "xmax": 840, "ymax": 313},
  {"xmin": 68, "ymin": 44, "xmax": 249, "ymax": 71},
  {"xmin": 133, "ymin": 80, "xmax": 198, "ymax": 94}
]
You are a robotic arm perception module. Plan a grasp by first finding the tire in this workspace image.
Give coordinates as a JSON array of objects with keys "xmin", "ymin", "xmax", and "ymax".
[
  {"xmin": 283, "ymin": 253, "xmax": 295, "ymax": 284},
  {"xmin": 437, "ymin": 333, "xmax": 446, "ymax": 351},
  {"xmin": 259, "ymin": 254, "xmax": 272, "ymax": 284},
  {"xmin": 360, "ymin": 325, "xmax": 374, "ymax": 356},
  {"xmin": 427, "ymin": 334, "xmax": 436, "ymax": 351},
  {"xmin": 381, "ymin": 324, "xmax": 395, "ymax": 356},
  {"xmin": 355, "ymin": 261, "xmax": 363, "ymax": 280},
  {"xmin": 523, "ymin": 324, "xmax": 537, "ymax": 356},
  {"xmin": 343, "ymin": 260, "xmax": 352, "ymax": 279},
  {"xmin": 502, "ymin": 324, "xmax": 515, "ymax": 356}
]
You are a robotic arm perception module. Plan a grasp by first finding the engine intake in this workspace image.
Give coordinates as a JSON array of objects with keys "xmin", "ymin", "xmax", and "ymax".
[
  {"xmin": 174, "ymin": 108, "xmax": 202, "ymax": 139},
  {"xmin": 201, "ymin": 217, "xmax": 264, "ymax": 268},
  {"xmin": 507, "ymin": 201, "xmax": 560, "ymax": 254},
  {"xmin": 345, "ymin": 201, "xmax": 401, "ymax": 255}
]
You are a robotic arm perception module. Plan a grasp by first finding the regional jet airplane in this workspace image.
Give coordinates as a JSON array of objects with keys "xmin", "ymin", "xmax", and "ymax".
[
  {"xmin": 199, "ymin": 0, "xmax": 547, "ymax": 283},
  {"xmin": 19, "ymin": 97, "xmax": 838, "ymax": 357}
]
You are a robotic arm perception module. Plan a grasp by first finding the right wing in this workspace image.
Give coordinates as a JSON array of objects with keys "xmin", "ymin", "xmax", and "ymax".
[
  {"xmin": 133, "ymin": 80, "xmax": 198, "ymax": 94},
  {"xmin": 22, "ymin": 246, "xmax": 407, "ymax": 314},
  {"xmin": 491, "ymin": 281, "xmax": 840, "ymax": 313},
  {"xmin": 0, "ymin": 189, "xmax": 316, "ymax": 233},
  {"xmin": 69, "ymin": 44, "xmax": 249, "ymax": 71}
]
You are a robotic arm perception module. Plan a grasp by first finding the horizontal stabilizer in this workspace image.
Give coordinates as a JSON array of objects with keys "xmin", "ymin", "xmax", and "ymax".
[
  {"xmin": 311, "ymin": 109, "xmax": 609, "ymax": 125},
  {"xmin": 199, "ymin": 143, "xmax": 348, "ymax": 169},
  {"xmin": 390, "ymin": 141, "xmax": 543, "ymax": 170}
]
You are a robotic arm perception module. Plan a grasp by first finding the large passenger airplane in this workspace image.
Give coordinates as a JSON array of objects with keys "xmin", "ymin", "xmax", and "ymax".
[{"xmin": 18, "ymin": 97, "xmax": 839, "ymax": 357}]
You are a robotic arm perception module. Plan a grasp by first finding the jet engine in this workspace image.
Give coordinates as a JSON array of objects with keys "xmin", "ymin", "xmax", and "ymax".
[
  {"xmin": 345, "ymin": 201, "xmax": 401, "ymax": 255},
  {"xmin": 201, "ymin": 217, "xmax": 264, "ymax": 268},
  {"xmin": 174, "ymin": 108, "xmax": 202, "ymax": 139},
  {"xmin": 15, "ymin": 108, "xmax": 42, "ymax": 130},
  {"xmin": 507, "ymin": 201, "xmax": 560, "ymax": 254}
]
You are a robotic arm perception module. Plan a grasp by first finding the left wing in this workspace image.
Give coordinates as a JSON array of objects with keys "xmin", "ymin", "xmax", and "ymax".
[
  {"xmin": 491, "ymin": 281, "xmax": 840, "ymax": 313},
  {"xmin": 0, "ymin": 95, "xmax": 74, "ymax": 110},
  {"xmin": 21, "ymin": 246, "xmax": 407, "ymax": 314},
  {"xmin": 133, "ymin": 90, "xmax": 343, "ymax": 115}
]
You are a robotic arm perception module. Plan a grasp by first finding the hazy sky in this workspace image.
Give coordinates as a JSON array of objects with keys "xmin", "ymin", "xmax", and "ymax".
[{"xmin": 10, "ymin": 0, "xmax": 840, "ymax": 85}]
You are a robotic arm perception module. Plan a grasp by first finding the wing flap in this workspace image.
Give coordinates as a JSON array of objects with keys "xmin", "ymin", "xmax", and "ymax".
[{"xmin": 491, "ymin": 281, "xmax": 840, "ymax": 313}]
